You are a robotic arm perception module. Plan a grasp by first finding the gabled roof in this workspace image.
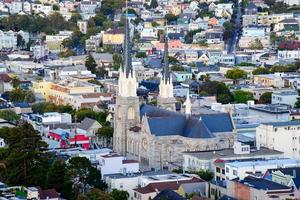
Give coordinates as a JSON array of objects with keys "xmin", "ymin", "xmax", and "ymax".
[
  {"xmin": 0, "ymin": 74, "xmax": 12, "ymax": 83},
  {"xmin": 140, "ymin": 104, "xmax": 234, "ymax": 138},
  {"xmin": 238, "ymin": 176, "xmax": 292, "ymax": 191},
  {"xmin": 153, "ymin": 189, "xmax": 186, "ymax": 200},
  {"xmin": 37, "ymin": 187, "xmax": 59, "ymax": 200},
  {"xmin": 78, "ymin": 117, "xmax": 100, "ymax": 130},
  {"xmin": 267, "ymin": 167, "xmax": 300, "ymax": 177}
]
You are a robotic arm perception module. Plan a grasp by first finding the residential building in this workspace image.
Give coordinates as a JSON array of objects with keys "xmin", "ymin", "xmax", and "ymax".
[
  {"xmin": 225, "ymin": 158, "xmax": 300, "ymax": 180},
  {"xmin": 77, "ymin": 20, "xmax": 88, "ymax": 34},
  {"xmin": 31, "ymin": 40, "xmax": 49, "ymax": 60},
  {"xmin": 99, "ymin": 154, "xmax": 139, "ymax": 178},
  {"xmin": 0, "ymin": 30, "xmax": 29, "ymax": 50},
  {"xmin": 256, "ymin": 121, "xmax": 300, "ymax": 158},
  {"xmin": 271, "ymin": 90, "xmax": 298, "ymax": 107},
  {"xmin": 102, "ymin": 28, "xmax": 125, "ymax": 46},
  {"xmin": 253, "ymin": 73, "xmax": 285, "ymax": 88},
  {"xmin": 45, "ymin": 31, "xmax": 73, "ymax": 52},
  {"xmin": 182, "ymin": 142, "xmax": 284, "ymax": 174},
  {"xmin": 226, "ymin": 176, "xmax": 294, "ymax": 200},
  {"xmin": 85, "ymin": 33, "xmax": 102, "ymax": 52},
  {"xmin": 133, "ymin": 176, "xmax": 205, "ymax": 200}
]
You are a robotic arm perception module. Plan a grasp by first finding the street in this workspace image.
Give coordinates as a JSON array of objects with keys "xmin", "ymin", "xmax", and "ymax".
[{"xmin": 227, "ymin": 0, "xmax": 242, "ymax": 54}]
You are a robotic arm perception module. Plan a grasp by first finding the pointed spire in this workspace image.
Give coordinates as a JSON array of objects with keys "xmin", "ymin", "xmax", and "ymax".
[
  {"xmin": 184, "ymin": 90, "xmax": 191, "ymax": 115},
  {"xmin": 162, "ymin": 21, "xmax": 170, "ymax": 84},
  {"xmin": 123, "ymin": 0, "xmax": 132, "ymax": 78}
]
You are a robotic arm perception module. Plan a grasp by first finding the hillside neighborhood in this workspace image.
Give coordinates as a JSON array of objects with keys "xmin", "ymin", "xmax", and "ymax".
[{"xmin": 1, "ymin": 0, "xmax": 300, "ymax": 199}]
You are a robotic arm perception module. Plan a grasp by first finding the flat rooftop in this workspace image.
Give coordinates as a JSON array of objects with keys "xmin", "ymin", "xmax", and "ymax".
[
  {"xmin": 182, "ymin": 147, "xmax": 283, "ymax": 160},
  {"xmin": 262, "ymin": 120, "xmax": 300, "ymax": 127},
  {"xmin": 226, "ymin": 158, "xmax": 300, "ymax": 168}
]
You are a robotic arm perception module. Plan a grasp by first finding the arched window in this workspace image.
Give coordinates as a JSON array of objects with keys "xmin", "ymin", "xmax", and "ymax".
[{"xmin": 128, "ymin": 107, "xmax": 135, "ymax": 120}]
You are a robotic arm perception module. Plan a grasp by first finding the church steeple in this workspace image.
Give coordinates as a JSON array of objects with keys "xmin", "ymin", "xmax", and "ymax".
[
  {"xmin": 118, "ymin": 1, "xmax": 137, "ymax": 97},
  {"xmin": 162, "ymin": 32, "xmax": 170, "ymax": 84},
  {"xmin": 158, "ymin": 26, "xmax": 176, "ymax": 111},
  {"xmin": 123, "ymin": 13, "xmax": 132, "ymax": 78},
  {"xmin": 114, "ymin": 0, "xmax": 140, "ymax": 156}
]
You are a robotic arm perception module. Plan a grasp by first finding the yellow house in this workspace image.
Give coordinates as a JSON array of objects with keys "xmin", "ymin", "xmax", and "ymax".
[
  {"xmin": 32, "ymin": 81, "xmax": 52, "ymax": 101},
  {"xmin": 102, "ymin": 28, "xmax": 125, "ymax": 45}
]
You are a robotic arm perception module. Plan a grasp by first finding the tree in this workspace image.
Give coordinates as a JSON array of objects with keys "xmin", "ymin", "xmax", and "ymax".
[
  {"xmin": 168, "ymin": 56, "xmax": 179, "ymax": 64},
  {"xmin": 249, "ymin": 38, "xmax": 263, "ymax": 50},
  {"xmin": 233, "ymin": 90, "xmax": 254, "ymax": 103},
  {"xmin": 8, "ymin": 88, "xmax": 26, "ymax": 103},
  {"xmin": 136, "ymin": 52, "xmax": 147, "ymax": 58},
  {"xmin": 97, "ymin": 126, "xmax": 113, "ymax": 138},
  {"xmin": 0, "ymin": 123, "xmax": 49, "ymax": 186},
  {"xmin": 259, "ymin": 92, "xmax": 272, "ymax": 104},
  {"xmin": 165, "ymin": 13, "xmax": 178, "ymax": 24},
  {"xmin": 67, "ymin": 157, "xmax": 105, "ymax": 198},
  {"xmin": 24, "ymin": 90, "xmax": 36, "ymax": 103},
  {"xmin": 110, "ymin": 189, "xmax": 129, "ymax": 200},
  {"xmin": 77, "ymin": 189, "xmax": 113, "ymax": 200},
  {"xmin": 70, "ymin": 12, "xmax": 82, "ymax": 23},
  {"xmin": 226, "ymin": 68, "xmax": 247, "ymax": 84},
  {"xmin": 62, "ymin": 38, "xmax": 73, "ymax": 49},
  {"xmin": 85, "ymin": 54, "xmax": 97, "ymax": 73},
  {"xmin": 171, "ymin": 64, "xmax": 184, "ymax": 71},
  {"xmin": 113, "ymin": 53, "xmax": 122, "ymax": 70},
  {"xmin": 217, "ymin": 93, "xmax": 233, "ymax": 104},
  {"xmin": 52, "ymin": 4, "xmax": 59, "ymax": 10},
  {"xmin": 295, "ymin": 90, "xmax": 300, "ymax": 108},
  {"xmin": 193, "ymin": 170, "xmax": 214, "ymax": 181},
  {"xmin": 252, "ymin": 67, "xmax": 270, "ymax": 75},
  {"xmin": 0, "ymin": 110, "xmax": 20, "ymax": 122},
  {"xmin": 185, "ymin": 29, "xmax": 203, "ymax": 44},
  {"xmin": 11, "ymin": 77, "xmax": 20, "ymax": 88},
  {"xmin": 47, "ymin": 159, "xmax": 73, "ymax": 199},
  {"xmin": 223, "ymin": 21, "xmax": 234, "ymax": 40},
  {"xmin": 149, "ymin": 0, "xmax": 158, "ymax": 8},
  {"xmin": 76, "ymin": 108, "xmax": 98, "ymax": 122}
]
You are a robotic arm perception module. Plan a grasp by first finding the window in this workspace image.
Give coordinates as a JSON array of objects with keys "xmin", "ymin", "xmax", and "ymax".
[
  {"xmin": 233, "ymin": 170, "xmax": 237, "ymax": 176},
  {"xmin": 226, "ymin": 167, "xmax": 229, "ymax": 173},
  {"xmin": 216, "ymin": 167, "xmax": 221, "ymax": 173}
]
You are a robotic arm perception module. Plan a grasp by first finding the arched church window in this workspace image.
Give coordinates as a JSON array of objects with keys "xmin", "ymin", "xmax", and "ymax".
[{"xmin": 128, "ymin": 107, "xmax": 135, "ymax": 120}]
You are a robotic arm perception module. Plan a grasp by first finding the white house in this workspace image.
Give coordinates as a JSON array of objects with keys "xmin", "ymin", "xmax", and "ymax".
[
  {"xmin": 225, "ymin": 158, "xmax": 300, "ymax": 180},
  {"xmin": 278, "ymin": 49, "xmax": 300, "ymax": 60},
  {"xmin": 271, "ymin": 90, "xmax": 298, "ymax": 107},
  {"xmin": 140, "ymin": 28, "xmax": 158, "ymax": 39},
  {"xmin": 99, "ymin": 154, "xmax": 139, "ymax": 178},
  {"xmin": 182, "ymin": 142, "xmax": 284, "ymax": 172},
  {"xmin": 256, "ymin": 121, "xmax": 300, "ymax": 158}
]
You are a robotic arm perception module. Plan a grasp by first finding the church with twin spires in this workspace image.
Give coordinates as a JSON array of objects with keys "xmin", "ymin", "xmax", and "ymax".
[{"xmin": 113, "ymin": 18, "xmax": 236, "ymax": 169}]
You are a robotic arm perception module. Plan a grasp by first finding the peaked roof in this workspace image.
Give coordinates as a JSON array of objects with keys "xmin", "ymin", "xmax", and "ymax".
[
  {"xmin": 78, "ymin": 117, "xmax": 100, "ymax": 130},
  {"xmin": 267, "ymin": 167, "xmax": 300, "ymax": 177},
  {"xmin": 153, "ymin": 189, "xmax": 187, "ymax": 200},
  {"xmin": 238, "ymin": 176, "xmax": 292, "ymax": 191},
  {"xmin": 140, "ymin": 104, "xmax": 234, "ymax": 138}
]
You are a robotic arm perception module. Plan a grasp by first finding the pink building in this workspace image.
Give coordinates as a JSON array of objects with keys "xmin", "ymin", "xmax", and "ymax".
[
  {"xmin": 155, "ymin": 40, "xmax": 183, "ymax": 51},
  {"xmin": 49, "ymin": 128, "xmax": 90, "ymax": 149}
]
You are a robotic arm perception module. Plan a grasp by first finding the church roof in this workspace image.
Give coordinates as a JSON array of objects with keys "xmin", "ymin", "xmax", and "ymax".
[{"xmin": 140, "ymin": 104, "xmax": 234, "ymax": 138}]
